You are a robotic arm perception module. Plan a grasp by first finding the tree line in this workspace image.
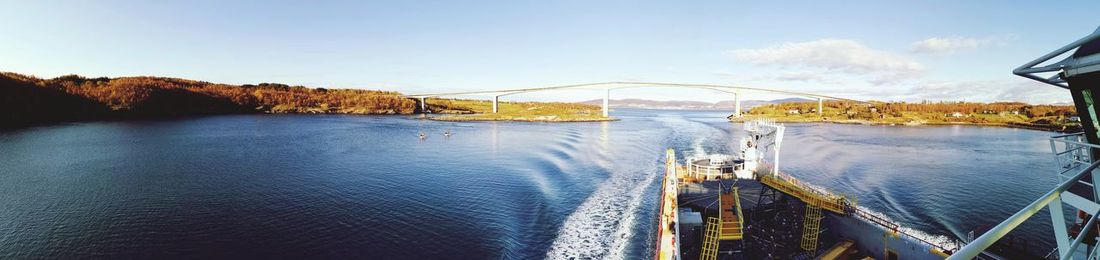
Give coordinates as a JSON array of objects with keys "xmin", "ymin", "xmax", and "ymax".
[
  {"xmin": 1, "ymin": 72, "xmax": 432, "ymax": 127},
  {"xmin": 760, "ymin": 100, "xmax": 1075, "ymax": 118},
  {"xmin": 749, "ymin": 100, "xmax": 1078, "ymax": 127}
]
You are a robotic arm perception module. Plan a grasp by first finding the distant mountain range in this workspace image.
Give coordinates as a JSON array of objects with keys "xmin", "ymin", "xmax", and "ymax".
[{"xmin": 578, "ymin": 98, "xmax": 813, "ymax": 110}]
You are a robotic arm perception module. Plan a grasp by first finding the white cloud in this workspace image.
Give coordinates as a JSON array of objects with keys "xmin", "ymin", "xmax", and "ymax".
[
  {"xmin": 909, "ymin": 35, "xmax": 1016, "ymax": 54},
  {"xmin": 724, "ymin": 39, "xmax": 924, "ymax": 85},
  {"xmin": 772, "ymin": 71, "xmax": 830, "ymax": 82},
  {"xmin": 905, "ymin": 78, "xmax": 1069, "ymax": 104},
  {"xmin": 713, "ymin": 69, "xmax": 837, "ymax": 84}
]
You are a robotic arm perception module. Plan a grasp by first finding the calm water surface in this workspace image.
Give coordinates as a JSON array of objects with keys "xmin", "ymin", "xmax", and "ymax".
[{"xmin": 0, "ymin": 109, "xmax": 1060, "ymax": 259}]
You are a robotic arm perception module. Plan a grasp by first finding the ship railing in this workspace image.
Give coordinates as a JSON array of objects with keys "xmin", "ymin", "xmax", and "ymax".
[
  {"xmin": 687, "ymin": 163, "xmax": 729, "ymax": 178},
  {"xmin": 744, "ymin": 118, "xmax": 779, "ymax": 134},
  {"xmin": 756, "ymin": 164, "xmax": 854, "ymax": 214},
  {"xmin": 758, "ymin": 163, "xmax": 962, "ymax": 254},
  {"xmin": 851, "ymin": 207, "xmax": 959, "ymax": 255},
  {"xmin": 1051, "ymin": 132, "xmax": 1096, "ymax": 177},
  {"xmin": 944, "ymin": 26, "xmax": 1100, "ymax": 259},
  {"xmin": 948, "ymin": 156, "xmax": 1100, "ymax": 260},
  {"xmin": 656, "ymin": 149, "xmax": 682, "ymax": 260}
]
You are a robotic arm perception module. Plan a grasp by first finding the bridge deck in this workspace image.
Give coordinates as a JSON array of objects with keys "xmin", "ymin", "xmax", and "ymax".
[{"xmin": 406, "ymin": 82, "xmax": 865, "ymax": 102}]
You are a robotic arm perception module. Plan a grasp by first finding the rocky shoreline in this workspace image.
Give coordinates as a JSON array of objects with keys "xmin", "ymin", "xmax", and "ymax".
[{"xmin": 729, "ymin": 117, "xmax": 1080, "ymax": 132}]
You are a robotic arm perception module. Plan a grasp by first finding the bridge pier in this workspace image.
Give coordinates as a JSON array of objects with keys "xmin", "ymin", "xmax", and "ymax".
[
  {"xmin": 602, "ymin": 89, "xmax": 610, "ymax": 117},
  {"xmin": 817, "ymin": 98, "xmax": 823, "ymax": 115},
  {"xmin": 734, "ymin": 92, "xmax": 742, "ymax": 117},
  {"xmin": 492, "ymin": 95, "xmax": 500, "ymax": 113}
]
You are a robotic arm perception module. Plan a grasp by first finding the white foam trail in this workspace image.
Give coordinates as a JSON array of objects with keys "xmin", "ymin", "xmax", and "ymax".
[
  {"xmin": 545, "ymin": 143, "xmax": 659, "ymax": 260},
  {"xmin": 653, "ymin": 114, "xmax": 724, "ymax": 158},
  {"xmin": 606, "ymin": 165, "xmax": 658, "ymax": 259},
  {"xmin": 691, "ymin": 138, "xmax": 707, "ymax": 158},
  {"xmin": 546, "ymin": 114, "xmax": 724, "ymax": 259}
]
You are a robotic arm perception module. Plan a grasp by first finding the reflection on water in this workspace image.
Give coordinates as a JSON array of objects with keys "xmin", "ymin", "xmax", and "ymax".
[
  {"xmin": 599, "ymin": 121, "xmax": 609, "ymax": 152},
  {"xmin": 0, "ymin": 110, "xmax": 1064, "ymax": 258},
  {"xmin": 491, "ymin": 121, "xmax": 499, "ymax": 154}
]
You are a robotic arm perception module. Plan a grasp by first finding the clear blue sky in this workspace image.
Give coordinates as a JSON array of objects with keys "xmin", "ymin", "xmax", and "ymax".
[{"xmin": 1, "ymin": 1, "xmax": 1097, "ymax": 103}]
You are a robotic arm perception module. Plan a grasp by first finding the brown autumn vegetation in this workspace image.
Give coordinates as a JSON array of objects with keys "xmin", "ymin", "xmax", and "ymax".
[
  {"xmin": 0, "ymin": 72, "xmax": 612, "ymax": 127},
  {"xmin": 1, "ymin": 72, "xmax": 427, "ymax": 127},
  {"xmin": 746, "ymin": 100, "xmax": 1080, "ymax": 131}
]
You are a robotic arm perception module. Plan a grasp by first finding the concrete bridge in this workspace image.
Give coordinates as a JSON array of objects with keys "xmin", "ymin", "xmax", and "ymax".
[{"xmin": 406, "ymin": 82, "xmax": 863, "ymax": 117}]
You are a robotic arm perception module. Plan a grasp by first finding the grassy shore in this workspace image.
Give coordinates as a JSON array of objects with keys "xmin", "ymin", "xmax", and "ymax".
[
  {"xmin": 731, "ymin": 116, "xmax": 1079, "ymax": 132},
  {"xmin": 425, "ymin": 99, "xmax": 613, "ymax": 122},
  {"xmin": 738, "ymin": 100, "xmax": 1081, "ymax": 132}
]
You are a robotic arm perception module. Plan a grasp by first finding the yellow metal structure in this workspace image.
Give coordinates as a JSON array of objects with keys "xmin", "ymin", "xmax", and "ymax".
[
  {"xmin": 718, "ymin": 187, "xmax": 744, "ymax": 240},
  {"xmin": 701, "ymin": 217, "xmax": 721, "ymax": 260},
  {"xmin": 675, "ymin": 165, "xmax": 702, "ymax": 183},
  {"xmin": 818, "ymin": 240, "xmax": 856, "ymax": 260},
  {"xmin": 801, "ymin": 204, "xmax": 823, "ymax": 253},
  {"xmin": 760, "ymin": 174, "xmax": 852, "ymax": 214}
]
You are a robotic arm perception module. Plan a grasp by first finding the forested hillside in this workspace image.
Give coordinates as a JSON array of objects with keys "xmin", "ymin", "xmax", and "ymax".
[{"xmin": 1, "ymin": 72, "xmax": 422, "ymax": 127}]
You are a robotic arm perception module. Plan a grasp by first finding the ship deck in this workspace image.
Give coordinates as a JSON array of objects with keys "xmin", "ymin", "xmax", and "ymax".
[
  {"xmin": 677, "ymin": 178, "xmax": 852, "ymax": 259},
  {"xmin": 653, "ymin": 148, "xmax": 1029, "ymax": 259}
]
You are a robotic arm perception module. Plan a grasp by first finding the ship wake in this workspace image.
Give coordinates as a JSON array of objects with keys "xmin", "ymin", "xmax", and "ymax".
[{"xmin": 544, "ymin": 147, "xmax": 660, "ymax": 259}]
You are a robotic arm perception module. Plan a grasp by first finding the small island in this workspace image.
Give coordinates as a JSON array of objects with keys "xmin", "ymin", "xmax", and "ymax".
[
  {"xmin": 739, "ymin": 100, "xmax": 1080, "ymax": 132},
  {"xmin": 424, "ymin": 99, "xmax": 613, "ymax": 122}
]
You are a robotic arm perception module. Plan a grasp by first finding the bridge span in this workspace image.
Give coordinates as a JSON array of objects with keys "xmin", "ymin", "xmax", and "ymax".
[{"xmin": 406, "ymin": 82, "xmax": 864, "ymax": 117}]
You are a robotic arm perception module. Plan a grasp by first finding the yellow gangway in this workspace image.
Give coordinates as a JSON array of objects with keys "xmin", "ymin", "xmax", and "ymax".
[{"xmin": 718, "ymin": 187, "xmax": 744, "ymax": 240}]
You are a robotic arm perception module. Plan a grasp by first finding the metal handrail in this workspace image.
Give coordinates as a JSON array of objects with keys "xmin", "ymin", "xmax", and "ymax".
[
  {"xmin": 948, "ymin": 159, "xmax": 1100, "ymax": 259},
  {"xmin": 1056, "ymin": 146, "xmax": 1087, "ymax": 156},
  {"xmin": 1052, "ymin": 132, "xmax": 1088, "ymax": 139},
  {"xmin": 1013, "ymin": 28, "xmax": 1100, "ymax": 89},
  {"xmin": 1054, "ymin": 138, "xmax": 1100, "ymax": 151},
  {"xmin": 1051, "ymin": 133, "xmax": 1095, "ymax": 177}
]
